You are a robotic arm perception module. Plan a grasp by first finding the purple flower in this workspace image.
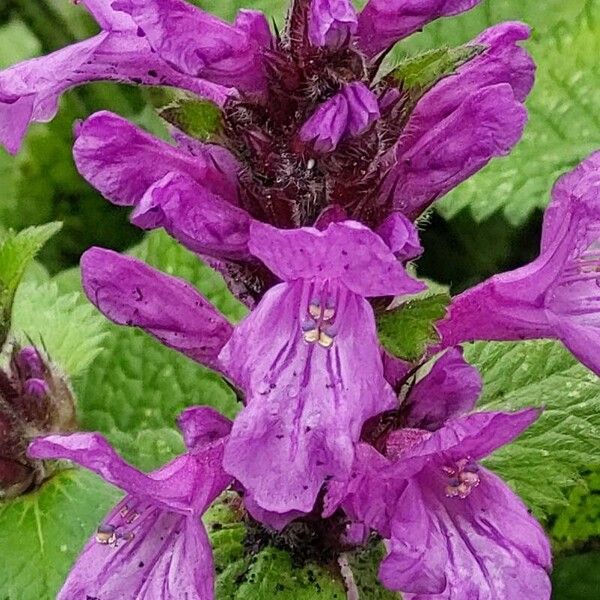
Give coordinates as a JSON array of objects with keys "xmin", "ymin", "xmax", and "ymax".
[
  {"xmin": 325, "ymin": 352, "xmax": 551, "ymax": 598},
  {"xmin": 80, "ymin": 214, "xmax": 424, "ymax": 518},
  {"xmin": 73, "ymin": 111, "xmax": 240, "ymax": 208},
  {"xmin": 219, "ymin": 220, "xmax": 424, "ymax": 515},
  {"xmin": 383, "ymin": 22, "xmax": 534, "ymax": 219},
  {"xmin": 0, "ymin": 0, "xmax": 530, "ymax": 247},
  {"xmin": 437, "ymin": 151, "xmax": 600, "ymax": 376},
  {"xmin": 309, "ymin": 0, "xmax": 358, "ymax": 48},
  {"xmin": 299, "ymin": 82, "xmax": 380, "ymax": 153},
  {"xmin": 72, "ymin": 111, "xmax": 256, "ymax": 267},
  {"xmin": 28, "ymin": 406, "xmax": 232, "ymax": 600},
  {"xmin": 358, "ymin": 0, "xmax": 483, "ymax": 57},
  {"xmin": 81, "ymin": 247, "xmax": 234, "ymax": 373},
  {"xmin": 0, "ymin": 0, "xmax": 270, "ymax": 154},
  {"xmin": 130, "ymin": 171, "xmax": 252, "ymax": 262}
]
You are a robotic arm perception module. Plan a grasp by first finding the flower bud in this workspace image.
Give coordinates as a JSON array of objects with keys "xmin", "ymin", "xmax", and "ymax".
[
  {"xmin": 15, "ymin": 346, "xmax": 45, "ymax": 379},
  {"xmin": 24, "ymin": 378, "xmax": 50, "ymax": 399},
  {"xmin": 0, "ymin": 344, "xmax": 76, "ymax": 497}
]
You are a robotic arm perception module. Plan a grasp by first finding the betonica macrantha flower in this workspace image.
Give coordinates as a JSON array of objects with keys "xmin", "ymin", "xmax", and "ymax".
[
  {"xmin": 325, "ymin": 349, "xmax": 552, "ymax": 599},
  {"xmin": 81, "ymin": 218, "xmax": 424, "ymax": 517},
  {"xmin": 28, "ymin": 406, "xmax": 233, "ymax": 599},
  {"xmin": 0, "ymin": 0, "xmax": 534, "ymax": 302},
  {"xmin": 219, "ymin": 220, "xmax": 424, "ymax": 515},
  {"xmin": 436, "ymin": 151, "xmax": 600, "ymax": 376}
]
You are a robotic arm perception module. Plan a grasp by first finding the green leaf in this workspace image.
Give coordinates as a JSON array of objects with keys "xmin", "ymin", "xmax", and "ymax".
[
  {"xmin": 207, "ymin": 496, "xmax": 397, "ymax": 599},
  {"xmin": 0, "ymin": 19, "xmax": 40, "ymax": 66},
  {"xmin": 75, "ymin": 232, "xmax": 246, "ymax": 468},
  {"xmin": 550, "ymin": 467, "xmax": 600, "ymax": 551},
  {"xmin": 10, "ymin": 280, "xmax": 108, "ymax": 378},
  {"xmin": 153, "ymin": 90, "xmax": 224, "ymax": 141},
  {"xmin": 388, "ymin": 44, "xmax": 484, "ymax": 95},
  {"xmin": 0, "ymin": 469, "xmax": 121, "ymax": 600},
  {"xmin": 465, "ymin": 340, "xmax": 600, "ymax": 518},
  {"xmin": 377, "ymin": 293, "xmax": 449, "ymax": 361},
  {"xmin": 0, "ymin": 222, "xmax": 62, "ymax": 346},
  {"xmin": 121, "ymin": 428, "xmax": 188, "ymax": 471}
]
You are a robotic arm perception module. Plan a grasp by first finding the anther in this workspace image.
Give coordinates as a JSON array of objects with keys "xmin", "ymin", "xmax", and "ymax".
[
  {"xmin": 95, "ymin": 524, "xmax": 117, "ymax": 546},
  {"xmin": 318, "ymin": 330, "xmax": 335, "ymax": 348},
  {"xmin": 443, "ymin": 458, "xmax": 480, "ymax": 499},
  {"xmin": 308, "ymin": 302, "xmax": 322, "ymax": 320},
  {"xmin": 303, "ymin": 329, "xmax": 320, "ymax": 343}
]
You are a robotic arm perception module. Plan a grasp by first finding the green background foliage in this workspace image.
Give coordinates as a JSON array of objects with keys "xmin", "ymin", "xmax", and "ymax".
[{"xmin": 0, "ymin": 0, "xmax": 599, "ymax": 598}]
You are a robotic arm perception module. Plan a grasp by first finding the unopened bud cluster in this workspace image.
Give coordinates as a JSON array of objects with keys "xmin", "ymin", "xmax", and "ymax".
[{"xmin": 0, "ymin": 345, "xmax": 75, "ymax": 498}]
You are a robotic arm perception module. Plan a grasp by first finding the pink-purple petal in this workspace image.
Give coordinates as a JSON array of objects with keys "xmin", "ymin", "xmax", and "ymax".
[
  {"xmin": 81, "ymin": 247, "xmax": 232, "ymax": 371},
  {"xmin": 57, "ymin": 506, "xmax": 215, "ymax": 600},
  {"xmin": 130, "ymin": 172, "xmax": 251, "ymax": 261},
  {"xmin": 73, "ymin": 111, "xmax": 239, "ymax": 207},
  {"xmin": 29, "ymin": 433, "xmax": 198, "ymax": 512},
  {"xmin": 299, "ymin": 91, "xmax": 349, "ymax": 153},
  {"xmin": 244, "ymin": 493, "xmax": 305, "ymax": 531},
  {"xmin": 474, "ymin": 22, "xmax": 536, "ymax": 102},
  {"xmin": 382, "ymin": 350, "xmax": 413, "ymax": 389},
  {"xmin": 376, "ymin": 212, "xmax": 423, "ymax": 260},
  {"xmin": 405, "ymin": 348, "xmax": 482, "ymax": 431},
  {"xmin": 404, "ymin": 22, "xmax": 534, "ymax": 139},
  {"xmin": 380, "ymin": 23, "xmax": 534, "ymax": 218},
  {"xmin": 33, "ymin": 422, "xmax": 232, "ymax": 600},
  {"xmin": 542, "ymin": 151, "xmax": 600, "ymax": 251},
  {"xmin": 234, "ymin": 9, "xmax": 274, "ymax": 48},
  {"xmin": 323, "ymin": 442, "xmax": 399, "ymax": 535},
  {"xmin": 379, "ymin": 479, "xmax": 448, "ymax": 595},
  {"xmin": 112, "ymin": 0, "xmax": 270, "ymax": 94},
  {"xmin": 380, "ymin": 469, "xmax": 551, "ymax": 598},
  {"xmin": 344, "ymin": 82, "xmax": 381, "ymax": 136},
  {"xmin": 78, "ymin": 0, "xmax": 135, "ymax": 31},
  {"xmin": 248, "ymin": 220, "xmax": 424, "ymax": 297},
  {"xmin": 0, "ymin": 32, "xmax": 231, "ymax": 154},
  {"xmin": 387, "ymin": 83, "xmax": 527, "ymax": 219},
  {"xmin": 177, "ymin": 406, "xmax": 232, "ymax": 451},
  {"xmin": 437, "ymin": 151, "xmax": 600, "ymax": 376},
  {"xmin": 388, "ymin": 409, "xmax": 540, "ymax": 472},
  {"xmin": 221, "ymin": 281, "xmax": 397, "ymax": 513},
  {"xmin": 357, "ymin": 0, "xmax": 483, "ymax": 58},
  {"xmin": 309, "ymin": 0, "xmax": 358, "ymax": 48}
]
